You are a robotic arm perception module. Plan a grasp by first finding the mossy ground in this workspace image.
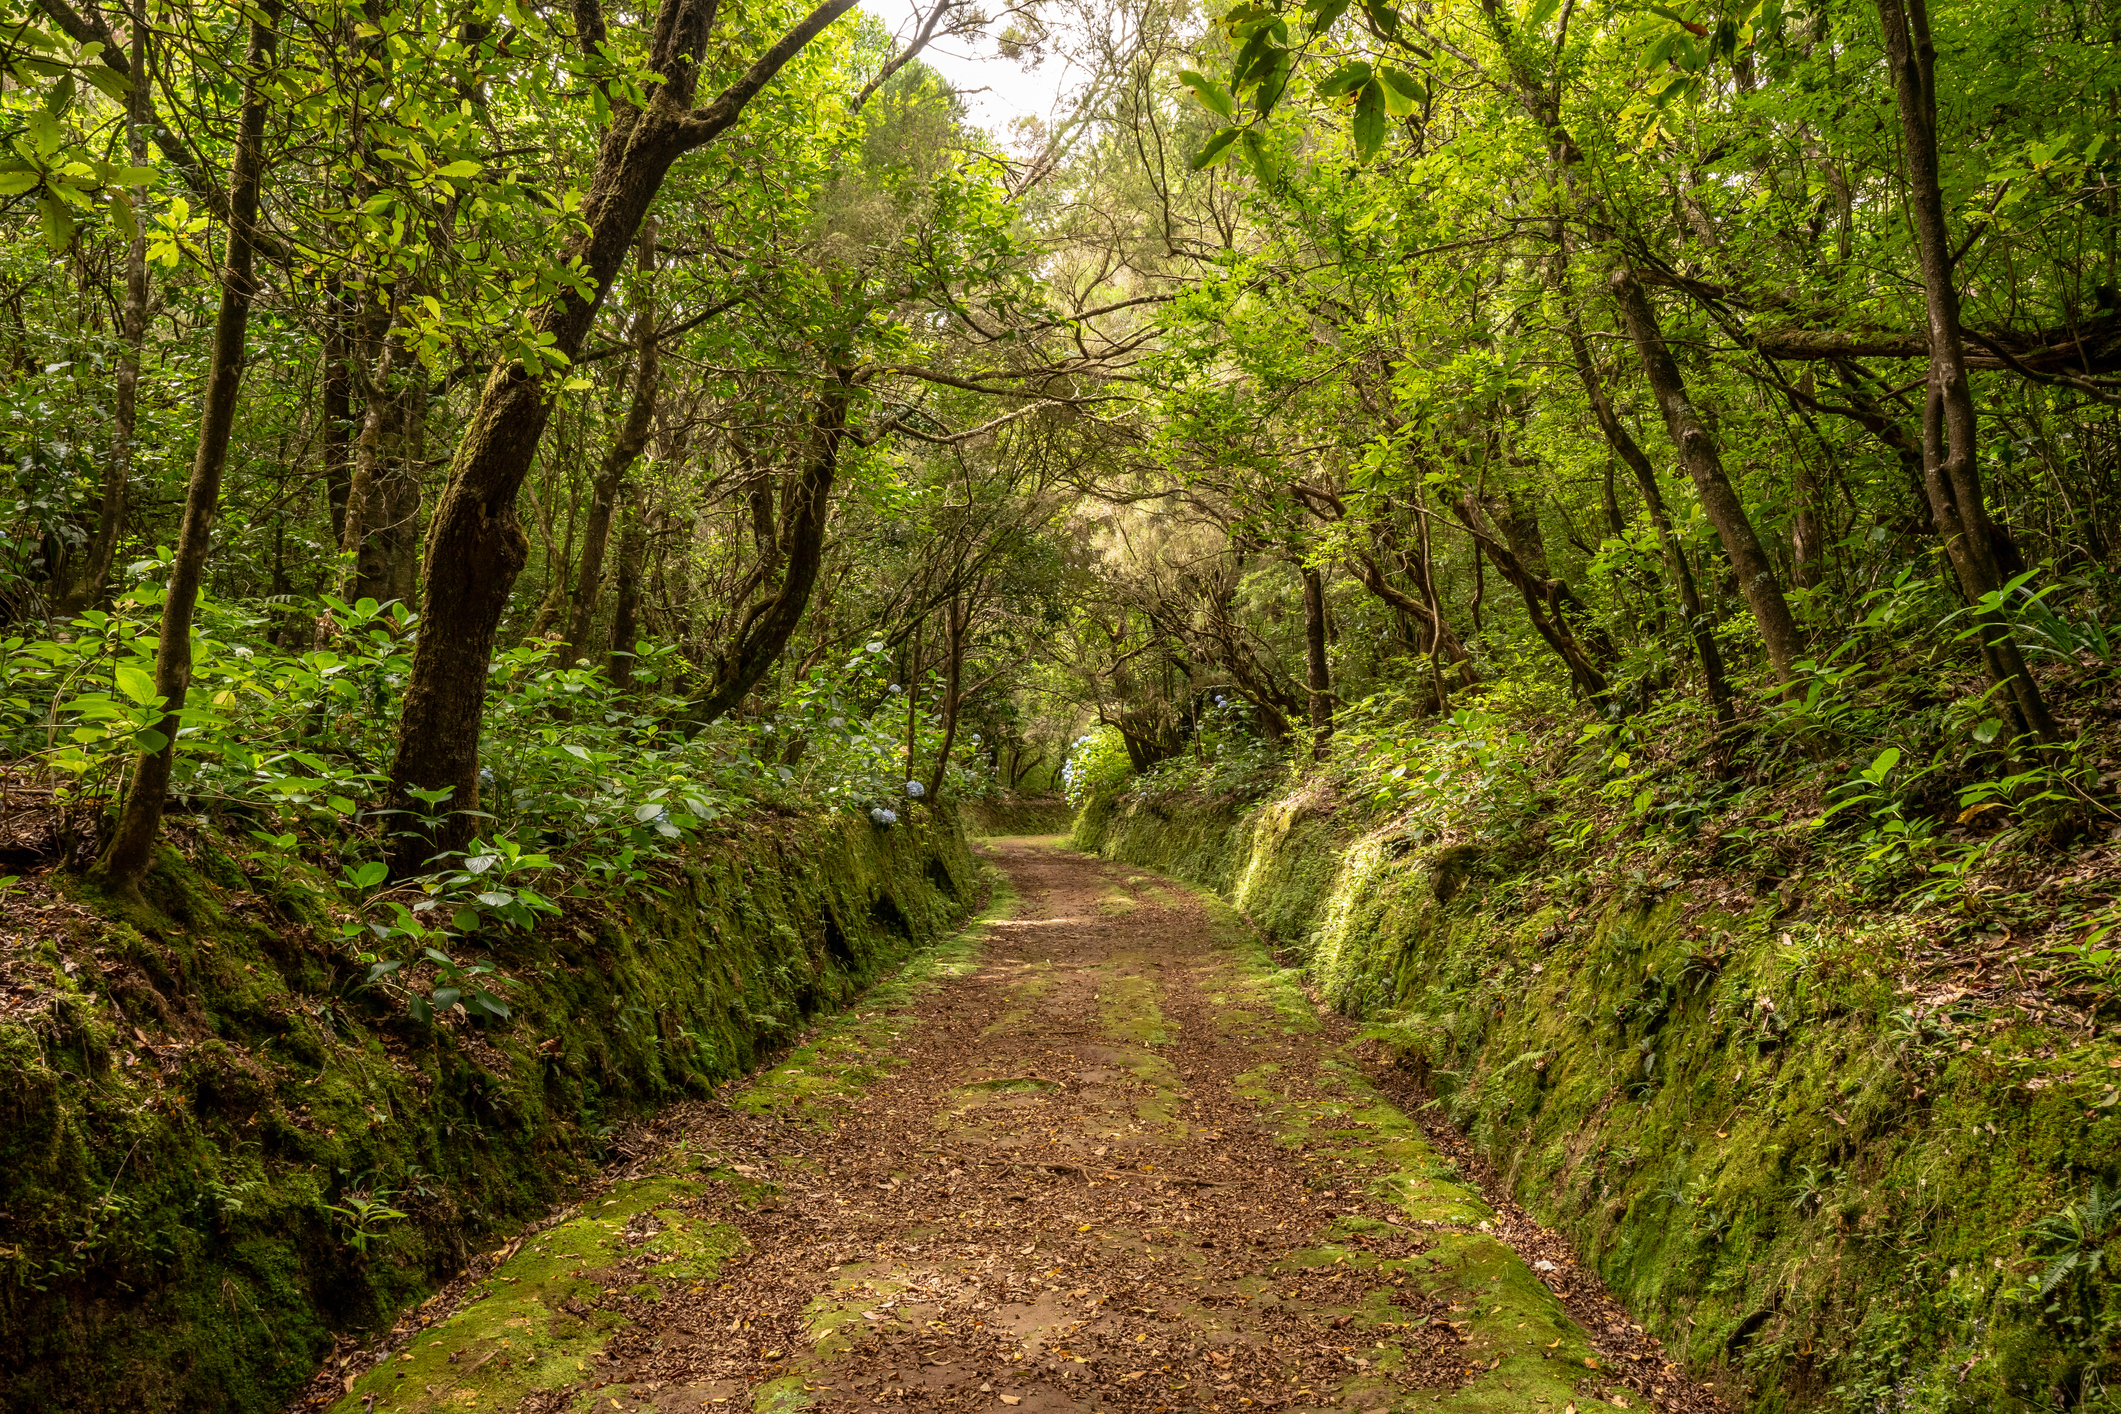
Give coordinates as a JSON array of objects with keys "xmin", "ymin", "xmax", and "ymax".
[
  {"xmin": 0, "ymin": 809, "xmax": 977, "ymax": 1414},
  {"xmin": 1077, "ymin": 787, "xmax": 2121, "ymax": 1413}
]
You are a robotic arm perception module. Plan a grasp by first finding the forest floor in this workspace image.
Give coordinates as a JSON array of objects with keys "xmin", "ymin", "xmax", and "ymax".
[{"xmin": 304, "ymin": 839, "xmax": 1732, "ymax": 1414}]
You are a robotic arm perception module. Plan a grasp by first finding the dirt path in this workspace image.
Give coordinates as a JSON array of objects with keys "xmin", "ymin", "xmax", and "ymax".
[{"xmin": 311, "ymin": 840, "xmax": 1729, "ymax": 1414}]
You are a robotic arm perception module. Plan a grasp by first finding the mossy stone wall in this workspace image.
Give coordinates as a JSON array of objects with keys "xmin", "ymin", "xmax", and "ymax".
[
  {"xmin": 1076, "ymin": 788, "xmax": 2121, "ymax": 1414},
  {"xmin": 0, "ymin": 810, "xmax": 975, "ymax": 1414}
]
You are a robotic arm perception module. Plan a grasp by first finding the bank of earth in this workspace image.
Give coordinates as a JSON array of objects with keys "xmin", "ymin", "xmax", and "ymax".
[
  {"xmin": 0, "ymin": 809, "xmax": 975, "ymax": 1414},
  {"xmin": 316, "ymin": 837, "xmax": 1720, "ymax": 1414},
  {"xmin": 1073, "ymin": 784, "xmax": 2121, "ymax": 1414}
]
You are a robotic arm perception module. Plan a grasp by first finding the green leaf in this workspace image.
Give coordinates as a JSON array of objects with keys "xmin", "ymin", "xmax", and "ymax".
[
  {"xmin": 1972, "ymin": 718, "xmax": 2003, "ymax": 744},
  {"xmin": 133, "ymin": 728, "xmax": 169, "ymax": 754},
  {"xmin": 1376, "ymin": 65, "xmax": 1426, "ymax": 114},
  {"xmin": 1305, "ymin": 0, "xmax": 1352, "ymax": 34},
  {"xmin": 1360, "ymin": 0, "xmax": 1399, "ymax": 36},
  {"xmin": 1229, "ymin": 23, "xmax": 1287, "ymax": 96},
  {"xmin": 113, "ymin": 659, "xmax": 157, "ymax": 703},
  {"xmin": 1316, "ymin": 60, "xmax": 1373, "ymax": 99},
  {"xmin": 1351, "ymin": 80, "xmax": 1386, "ymax": 159},
  {"xmin": 1191, "ymin": 126, "xmax": 1245, "ymax": 170},
  {"xmin": 1642, "ymin": 1, "xmax": 1708, "ymax": 35},
  {"xmin": 435, "ymin": 159, "xmax": 481, "ymax": 179},
  {"xmin": 1177, "ymin": 70, "xmax": 1234, "ymax": 119},
  {"xmin": 452, "ymin": 907, "xmax": 481, "ymax": 932},
  {"xmin": 1239, "ymin": 128, "xmax": 1279, "ymax": 180},
  {"xmin": 0, "ymin": 170, "xmax": 40, "ymax": 196},
  {"xmin": 349, "ymin": 860, "xmax": 389, "ymax": 889},
  {"xmin": 38, "ymin": 194, "xmax": 74, "ymax": 252},
  {"xmin": 1251, "ymin": 50, "xmax": 1292, "ymax": 115}
]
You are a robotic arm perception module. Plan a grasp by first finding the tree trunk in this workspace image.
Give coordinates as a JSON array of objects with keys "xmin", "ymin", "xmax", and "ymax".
[
  {"xmin": 561, "ymin": 221, "xmax": 659, "ymax": 667},
  {"xmin": 926, "ymin": 593, "xmax": 966, "ymax": 799},
  {"xmin": 686, "ymin": 379, "xmax": 851, "ymax": 726},
  {"xmin": 902, "ymin": 626, "xmax": 922, "ymax": 790},
  {"xmin": 383, "ymin": 362, "xmax": 427, "ymax": 608},
  {"xmin": 335, "ymin": 300, "xmax": 390, "ymax": 605},
  {"xmin": 1874, "ymin": 0, "xmax": 2059, "ymax": 743},
  {"xmin": 1455, "ymin": 491, "xmax": 1611, "ymax": 703},
  {"xmin": 606, "ymin": 503, "xmax": 645, "ymax": 681},
  {"xmin": 1350, "ymin": 551, "xmax": 1476, "ymax": 678},
  {"xmin": 527, "ymin": 466, "xmax": 580, "ymax": 639},
  {"xmin": 63, "ymin": 11, "xmax": 148, "ymax": 616},
  {"xmin": 1300, "ymin": 563, "xmax": 1332, "ymax": 757},
  {"xmin": 1564, "ymin": 314, "xmax": 1733, "ymax": 723},
  {"xmin": 1610, "ymin": 263, "xmax": 1806, "ymax": 687},
  {"xmin": 1791, "ymin": 457, "xmax": 1825, "ymax": 590},
  {"xmin": 323, "ymin": 285, "xmax": 352, "ymax": 545},
  {"xmin": 353, "ymin": 352, "xmax": 420, "ymax": 607},
  {"xmin": 92, "ymin": 1, "xmax": 278, "ymax": 895},
  {"xmin": 385, "ymin": 0, "xmax": 861, "ymax": 872}
]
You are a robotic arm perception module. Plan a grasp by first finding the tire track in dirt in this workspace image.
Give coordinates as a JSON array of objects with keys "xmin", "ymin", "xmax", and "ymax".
[{"xmin": 309, "ymin": 838, "xmax": 1729, "ymax": 1414}]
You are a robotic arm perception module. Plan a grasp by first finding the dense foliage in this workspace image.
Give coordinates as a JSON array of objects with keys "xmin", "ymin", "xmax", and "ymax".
[{"xmin": 4, "ymin": 0, "xmax": 2121, "ymax": 1399}]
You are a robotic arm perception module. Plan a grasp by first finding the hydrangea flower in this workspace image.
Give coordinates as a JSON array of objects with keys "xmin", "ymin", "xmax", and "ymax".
[
  {"xmin": 905, "ymin": 780, "xmax": 925, "ymax": 798},
  {"xmin": 869, "ymin": 806, "xmax": 899, "ymax": 827}
]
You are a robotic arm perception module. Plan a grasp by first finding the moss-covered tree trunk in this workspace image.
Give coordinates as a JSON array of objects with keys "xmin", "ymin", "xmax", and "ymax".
[{"xmin": 93, "ymin": 1, "xmax": 281, "ymax": 894}]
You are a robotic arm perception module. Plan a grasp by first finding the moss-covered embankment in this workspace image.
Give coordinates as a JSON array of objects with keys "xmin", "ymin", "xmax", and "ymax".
[
  {"xmin": 961, "ymin": 794, "xmax": 1074, "ymax": 837},
  {"xmin": 1074, "ymin": 786, "xmax": 2121, "ymax": 1414},
  {"xmin": 0, "ymin": 810, "xmax": 975, "ymax": 1414}
]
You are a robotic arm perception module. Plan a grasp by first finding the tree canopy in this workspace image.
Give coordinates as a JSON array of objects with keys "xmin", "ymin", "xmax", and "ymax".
[{"xmin": 0, "ymin": 0, "xmax": 2115, "ymax": 952}]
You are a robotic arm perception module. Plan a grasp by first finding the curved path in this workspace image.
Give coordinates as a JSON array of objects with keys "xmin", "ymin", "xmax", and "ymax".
[{"xmin": 315, "ymin": 840, "xmax": 1727, "ymax": 1414}]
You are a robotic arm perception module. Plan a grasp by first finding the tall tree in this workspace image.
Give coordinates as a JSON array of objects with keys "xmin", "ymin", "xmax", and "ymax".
[
  {"xmin": 92, "ymin": 0, "xmax": 281, "ymax": 894},
  {"xmin": 383, "ymin": 0, "xmax": 865, "ymax": 868},
  {"xmin": 1872, "ymin": 0, "xmax": 2059, "ymax": 743}
]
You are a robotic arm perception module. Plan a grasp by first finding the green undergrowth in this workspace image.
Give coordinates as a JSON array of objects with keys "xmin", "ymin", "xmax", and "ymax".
[
  {"xmin": 1076, "ymin": 788, "xmax": 2121, "ymax": 1413},
  {"xmin": 0, "ymin": 809, "xmax": 978, "ymax": 1414}
]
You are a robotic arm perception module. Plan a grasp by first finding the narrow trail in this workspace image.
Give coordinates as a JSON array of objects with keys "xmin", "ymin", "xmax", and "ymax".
[{"xmin": 314, "ymin": 840, "xmax": 1729, "ymax": 1414}]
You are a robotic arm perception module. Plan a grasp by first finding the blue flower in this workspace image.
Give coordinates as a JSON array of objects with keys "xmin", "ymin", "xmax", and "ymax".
[
  {"xmin": 870, "ymin": 806, "xmax": 899, "ymax": 827},
  {"xmin": 905, "ymin": 780, "xmax": 926, "ymax": 798}
]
